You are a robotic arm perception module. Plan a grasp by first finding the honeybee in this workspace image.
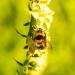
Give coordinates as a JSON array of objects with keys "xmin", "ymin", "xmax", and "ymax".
[
  {"xmin": 33, "ymin": 28, "xmax": 46, "ymax": 49},
  {"xmin": 15, "ymin": 14, "xmax": 47, "ymax": 54},
  {"xmin": 16, "ymin": 27, "xmax": 46, "ymax": 53}
]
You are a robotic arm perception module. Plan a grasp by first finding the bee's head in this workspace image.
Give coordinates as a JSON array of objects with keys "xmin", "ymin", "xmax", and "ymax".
[
  {"xmin": 36, "ymin": 35, "xmax": 43, "ymax": 40},
  {"xmin": 37, "ymin": 28, "xmax": 42, "ymax": 33}
]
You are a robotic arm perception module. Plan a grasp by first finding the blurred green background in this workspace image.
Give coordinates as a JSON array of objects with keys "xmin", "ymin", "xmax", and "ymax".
[{"xmin": 0, "ymin": 0, "xmax": 75, "ymax": 75}]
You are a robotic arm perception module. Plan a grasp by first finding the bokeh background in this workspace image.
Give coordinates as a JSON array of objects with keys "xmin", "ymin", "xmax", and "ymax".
[{"xmin": 0, "ymin": 0, "xmax": 75, "ymax": 75}]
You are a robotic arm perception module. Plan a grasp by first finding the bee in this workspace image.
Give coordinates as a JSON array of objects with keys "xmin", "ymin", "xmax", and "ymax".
[
  {"xmin": 33, "ymin": 28, "xmax": 46, "ymax": 49},
  {"xmin": 16, "ymin": 26, "xmax": 46, "ymax": 54}
]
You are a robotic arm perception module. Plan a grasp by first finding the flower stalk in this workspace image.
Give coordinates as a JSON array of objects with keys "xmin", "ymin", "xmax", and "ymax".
[{"xmin": 14, "ymin": 0, "xmax": 54, "ymax": 75}]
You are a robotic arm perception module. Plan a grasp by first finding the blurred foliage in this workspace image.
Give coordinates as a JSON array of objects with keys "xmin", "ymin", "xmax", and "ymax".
[{"xmin": 0, "ymin": 0, "xmax": 75, "ymax": 75}]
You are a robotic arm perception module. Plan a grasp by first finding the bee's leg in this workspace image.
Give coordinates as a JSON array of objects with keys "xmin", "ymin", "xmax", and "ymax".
[
  {"xmin": 16, "ymin": 29, "xmax": 27, "ymax": 38},
  {"xmin": 24, "ymin": 45, "xmax": 28, "ymax": 49},
  {"xmin": 24, "ymin": 22, "xmax": 30, "ymax": 26}
]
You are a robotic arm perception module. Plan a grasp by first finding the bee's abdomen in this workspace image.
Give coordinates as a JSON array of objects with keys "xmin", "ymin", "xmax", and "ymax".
[
  {"xmin": 34, "ymin": 35, "xmax": 46, "ymax": 49},
  {"xmin": 35, "ymin": 41, "xmax": 46, "ymax": 49}
]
